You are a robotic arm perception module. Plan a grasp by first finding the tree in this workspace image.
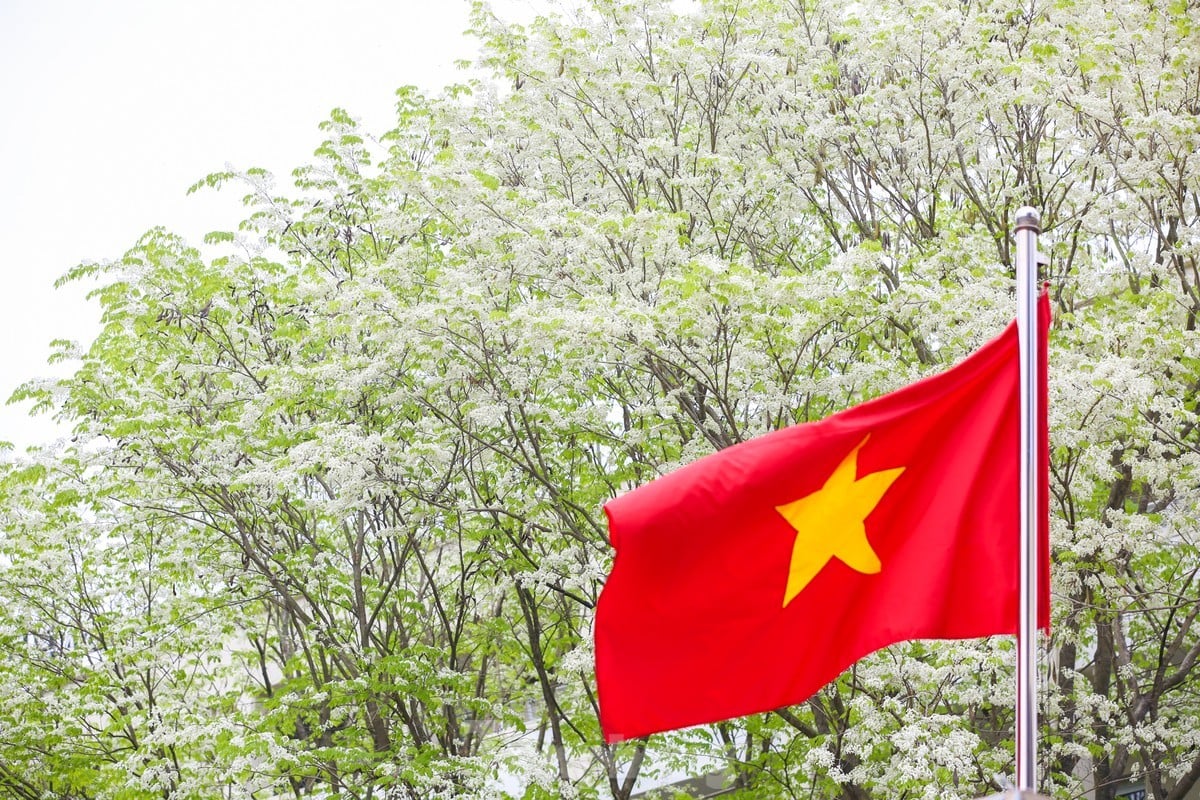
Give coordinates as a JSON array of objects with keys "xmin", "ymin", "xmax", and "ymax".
[{"xmin": 4, "ymin": 0, "xmax": 1200, "ymax": 797}]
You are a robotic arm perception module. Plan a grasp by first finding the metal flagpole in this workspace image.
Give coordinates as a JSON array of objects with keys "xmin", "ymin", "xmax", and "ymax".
[
  {"xmin": 978, "ymin": 208, "xmax": 1049, "ymax": 800},
  {"xmin": 1014, "ymin": 206, "xmax": 1042, "ymax": 794}
]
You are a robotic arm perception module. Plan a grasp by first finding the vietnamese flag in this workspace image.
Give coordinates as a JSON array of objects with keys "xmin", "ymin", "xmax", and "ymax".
[{"xmin": 595, "ymin": 293, "xmax": 1050, "ymax": 742}]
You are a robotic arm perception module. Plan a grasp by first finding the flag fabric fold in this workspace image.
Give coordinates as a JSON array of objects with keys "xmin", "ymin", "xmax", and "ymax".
[{"xmin": 595, "ymin": 293, "xmax": 1051, "ymax": 742}]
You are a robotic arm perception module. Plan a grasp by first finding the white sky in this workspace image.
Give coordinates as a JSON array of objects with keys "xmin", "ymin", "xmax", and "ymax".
[{"xmin": 0, "ymin": 0, "xmax": 547, "ymax": 452}]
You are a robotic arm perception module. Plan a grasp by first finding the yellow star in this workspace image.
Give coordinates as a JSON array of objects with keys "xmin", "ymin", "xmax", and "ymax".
[{"xmin": 776, "ymin": 436, "xmax": 905, "ymax": 607}]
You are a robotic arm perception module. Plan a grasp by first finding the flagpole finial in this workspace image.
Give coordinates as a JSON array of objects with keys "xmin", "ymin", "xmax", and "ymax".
[{"xmin": 1015, "ymin": 206, "xmax": 1041, "ymax": 233}]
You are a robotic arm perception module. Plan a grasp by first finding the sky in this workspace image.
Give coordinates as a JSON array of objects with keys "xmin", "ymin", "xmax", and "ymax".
[{"xmin": 0, "ymin": 0, "xmax": 544, "ymax": 451}]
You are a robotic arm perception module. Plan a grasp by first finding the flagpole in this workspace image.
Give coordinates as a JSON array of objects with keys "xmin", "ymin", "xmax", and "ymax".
[{"xmin": 1014, "ymin": 206, "xmax": 1041, "ymax": 794}]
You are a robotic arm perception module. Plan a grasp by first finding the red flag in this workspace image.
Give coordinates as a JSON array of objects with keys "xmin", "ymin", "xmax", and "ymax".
[{"xmin": 595, "ymin": 294, "xmax": 1050, "ymax": 742}]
